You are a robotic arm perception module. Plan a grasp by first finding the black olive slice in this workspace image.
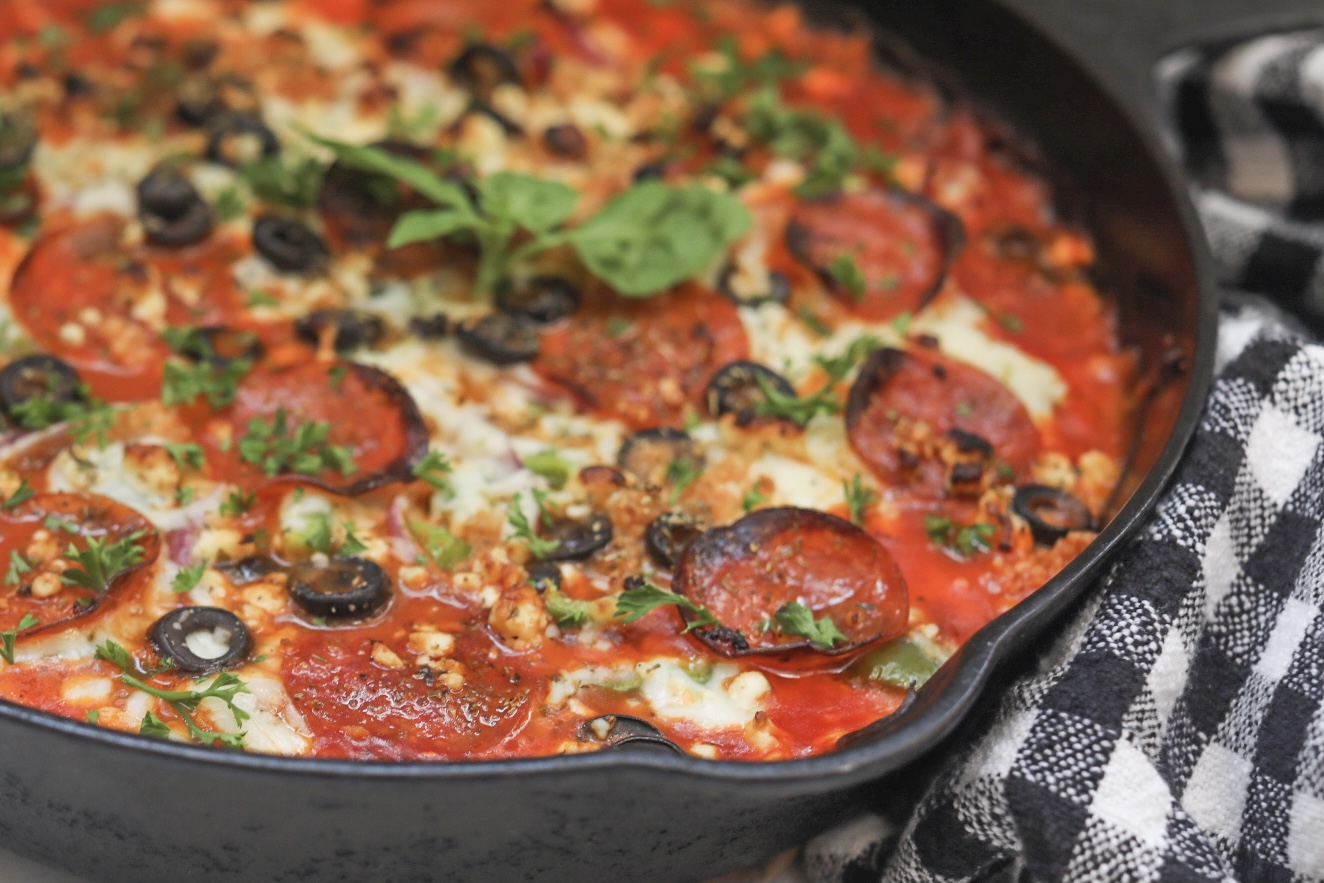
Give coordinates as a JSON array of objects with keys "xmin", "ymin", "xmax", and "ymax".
[
  {"xmin": 645, "ymin": 511, "xmax": 707, "ymax": 569},
  {"xmin": 542, "ymin": 124, "xmax": 587, "ymax": 159},
  {"xmin": 287, "ymin": 557, "xmax": 391, "ymax": 620},
  {"xmin": 455, "ymin": 313, "xmax": 540, "ymax": 365},
  {"xmin": 215, "ymin": 555, "xmax": 282, "ymax": 586},
  {"xmin": 632, "ymin": 159, "xmax": 668, "ymax": 183},
  {"xmin": 578, "ymin": 714, "xmax": 682, "ymax": 754},
  {"xmin": 179, "ymin": 326, "xmax": 265, "ymax": 368},
  {"xmin": 448, "ymin": 43, "xmax": 521, "ymax": 99},
  {"xmin": 717, "ymin": 265, "xmax": 790, "ymax": 308},
  {"xmin": 408, "ymin": 313, "xmax": 450, "ymax": 339},
  {"xmin": 1011, "ymin": 485, "xmax": 1094, "ymax": 545},
  {"xmin": 0, "ymin": 354, "xmax": 82, "ymax": 420},
  {"xmin": 148, "ymin": 606, "xmax": 253, "ymax": 675},
  {"xmin": 177, "ymin": 73, "xmax": 258, "ymax": 128},
  {"xmin": 525, "ymin": 561, "xmax": 562, "ymax": 593},
  {"xmin": 136, "ymin": 166, "xmax": 214, "ymax": 248},
  {"xmin": 704, "ymin": 360, "xmax": 795, "ymax": 426},
  {"xmin": 205, "ymin": 113, "xmax": 281, "ymax": 168},
  {"xmin": 542, "ymin": 513, "xmax": 613, "ymax": 562},
  {"xmin": 295, "ymin": 309, "xmax": 385, "ymax": 353},
  {"xmin": 495, "ymin": 275, "xmax": 580, "ymax": 324},
  {"xmin": 617, "ymin": 428, "xmax": 701, "ymax": 488},
  {"xmin": 252, "ymin": 215, "xmax": 330, "ymax": 275},
  {"xmin": 0, "ymin": 114, "xmax": 37, "ymax": 171}
]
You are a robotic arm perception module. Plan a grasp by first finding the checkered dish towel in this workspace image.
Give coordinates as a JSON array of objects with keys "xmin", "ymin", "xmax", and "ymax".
[{"xmin": 803, "ymin": 30, "xmax": 1324, "ymax": 883}]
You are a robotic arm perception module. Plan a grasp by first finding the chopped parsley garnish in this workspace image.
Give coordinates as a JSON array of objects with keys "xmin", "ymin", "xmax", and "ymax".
[
  {"xmin": 924, "ymin": 515, "xmax": 996, "ymax": 557},
  {"xmin": 797, "ymin": 305, "xmax": 833, "ymax": 338},
  {"xmin": 340, "ymin": 523, "xmax": 369, "ymax": 556},
  {"xmin": 843, "ymin": 473, "xmax": 878, "ymax": 526},
  {"xmin": 410, "ymin": 520, "xmax": 471, "ymax": 571},
  {"xmin": 246, "ymin": 289, "xmax": 279, "ymax": 308},
  {"xmin": 138, "ymin": 711, "xmax": 172, "ymax": 739},
  {"xmin": 545, "ymin": 589, "xmax": 594, "ymax": 629},
  {"xmin": 5, "ymin": 551, "xmax": 31, "ymax": 587},
  {"xmin": 164, "ymin": 443, "xmax": 206, "ymax": 472},
  {"xmin": 61, "ymin": 531, "xmax": 147, "ymax": 593},
  {"xmin": 85, "ymin": 709, "xmax": 100, "ymax": 724},
  {"xmin": 506, "ymin": 494, "xmax": 559, "ymax": 559},
  {"xmin": 753, "ymin": 335, "xmax": 880, "ymax": 427},
  {"xmin": 43, "ymin": 514, "xmax": 77, "ymax": 534},
  {"xmin": 742, "ymin": 85, "xmax": 880, "ymax": 199},
  {"xmin": 219, "ymin": 488, "xmax": 256, "ymax": 518},
  {"xmin": 891, "ymin": 311, "xmax": 913, "ymax": 338},
  {"xmin": 997, "ymin": 312, "xmax": 1024, "ymax": 333},
  {"xmin": 171, "ymin": 561, "xmax": 208, "ymax": 595},
  {"xmin": 0, "ymin": 614, "xmax": 39, "ymax": 664},
  {"xmin": 1, "ymin": 478, "xmax": 34, "ymax": 510},
  {"xmin": 829, "ymin": 254, "xmax": 867, "ymax": 301},
  {"xmin": 97, "ymin": 640, "xmax": 250, "ymax": 749},
  {"xmin": 665, "ymin": 456, "xmax": 703, "ymax": 502},
  {"xmin": 615, "ymin": 577, "xmax": 718, "ymax": 633},
  {"xmin": 239, "ymin": 155, "xmax": 324, "ymax": 209},
  {"xmin": 213, "ymin": 186, "xmax": 246, "ymax": 222},
  {"xmin": 310, "ymin": 134, "xmax": 750, "ymax": 297},
  {"xmin": 84, "ymin": 2, "xmax": 147, "ymax": 33},
  {"xmin": 523, "ymin": 449, "xmax": 572, "ymax": 489},
  {"xmin": 690, "ymin": 34, "xmax": 806, "ymax": 101},
  {"xmin": 412, "ymin": 450, "xmax": 454, "ymax": 494},
  {"xmin": 10, "ymin": 386, "xmax": 116, "ymax": 447},
  {"xmin": 741, "ymin": 482, "xmax": 768, "ymax": 513},
  {"xmin": 162, "ymin": 358, "xmax": 252, "ymax": 410},
  {"xmin": 773, "ymin": 601, "xmax": 848, "ymax": 650},
  {"xmin": 237, "ymin": 408, "xmax": 357, "ymax": 478}
]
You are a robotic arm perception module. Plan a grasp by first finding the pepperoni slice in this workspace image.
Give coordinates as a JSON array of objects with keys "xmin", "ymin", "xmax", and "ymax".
[
  {"xmin": 534, "ymin": 283, "xmax": 749, "ymax": 430},
  {"xmin": 673, "ymin": 507, "xmax": 908, "ymax": 657},
  {"xmin": 0, "ymin": 492, "xmax": 160, "ymax": 636},
  {"xmin": 282, "ymin": 628, "xmax": 539, "ymax": 760},
  {"xmin": 8, "ymin": 215, "xmax": 243, "ymax": 400},
  {"xmin": 846, "ymin": 347, "xmax": 1040, "ymax": 493},
  {"xmin": 218, "ymin": 360, "xmax": 427, "ymax": 495},
  {"xmin": 786, "ymin": 188, "xmax": 963, "ymax": 321}
]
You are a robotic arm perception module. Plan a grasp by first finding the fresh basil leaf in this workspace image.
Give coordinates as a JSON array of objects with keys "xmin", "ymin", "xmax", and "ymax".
[
  {"xmin": 479, "ymin": 172, "xmax": 578, "ymax": 235},
  {"xmin": 388, "ymin": 209, "xmax": 475, "ymax": 249},
  {"xmin": 569, "ymin": 182, "xmax": 750, "ymax": 296},
  {"xmin": 306, "ymin": 134, "xmax": 473, "ymax": 210}
]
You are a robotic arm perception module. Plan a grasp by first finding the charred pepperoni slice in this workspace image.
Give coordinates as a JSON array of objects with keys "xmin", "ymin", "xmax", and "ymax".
[
  {"xmin": 0, "ymin": 493, "xmax": 160, "ymax": 636},
  {"xmin": 282, "ymin": 627, "xmax": 539, "ymax": 760},
  {"xmin": 219, "ymin": 360, "xmax": 427, "ymax": 495},
  {"xmin": 787, "ymin": 188, "xmax": 963, "ymax": 321},
  {"xmin": 8, "ymin": 216, "xmax": 243, "ymax": 399},
  {"xmin": 534, "ymin": 283, "xmax": 748, "ymax": 430},
  {"xmin": 846, "ymin": 347, "xmax": 1039, "ymax": 494},
  {"xmin": 674, "ymin": 507, "xmax": 908, "ymax": 657}
]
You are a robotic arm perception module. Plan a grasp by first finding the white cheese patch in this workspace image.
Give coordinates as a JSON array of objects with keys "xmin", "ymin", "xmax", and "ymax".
[
  {"xmin": 744, "ymin": 451, "xmax": 843, "ymax": 512},
  {"xmin": 201, "ymin": 673, "xmax": 312, "ymax": 756},
  {"xmin": 46, "ymin": 443, "xmax": 222, "ymax": 532},
  {"xmin": 913, "ymin": 296, "xmax": 1067, "ymax": 420}
]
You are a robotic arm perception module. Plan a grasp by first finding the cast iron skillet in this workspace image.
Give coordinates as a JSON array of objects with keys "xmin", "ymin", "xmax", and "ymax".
[{"xmin": 3, "ymin": 2, "xmax": 1321, "ymax": 881}]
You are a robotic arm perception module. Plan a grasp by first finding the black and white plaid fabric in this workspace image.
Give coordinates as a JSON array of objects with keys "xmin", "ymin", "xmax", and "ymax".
[{"xmin": 802, "ymin": 31, "xmax": 1324, "ymax": 883}]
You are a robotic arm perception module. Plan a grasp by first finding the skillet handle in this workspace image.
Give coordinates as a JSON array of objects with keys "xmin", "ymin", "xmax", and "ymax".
[{"xmin": 1001, "ymin": 0, "xmax": 1324, "ymax": 116}]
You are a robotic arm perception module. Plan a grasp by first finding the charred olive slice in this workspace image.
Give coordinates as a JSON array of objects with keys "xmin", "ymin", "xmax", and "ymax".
[
  {"xmin": 542, "ymin": 124, "xmax": 587, "ymax": 159},
  {"xmin": 287, "ymin": 557, "xmax": 391, "ymax": 620},
  {"xmin": 252, "ymin": 215, "xmax": 330, "ymax": 275},
  {"xmin": 408, "ymin": 313, "xmax": 450, "ymax": 339},
  {"xmin": 717, "ymin": 265, "xmax": 790, "ymax": 308},
  {"xmin": 617, "ymin": 428, "xmax": 701, "ymax": 488},
  {"xmin": 542, "ymin": 513, "xmax": 613, "ymax": 562},
  {"xmin": 148, "ymin": 606, "xmax": 253, "ymax": 675},
  {"xmin": 205, "ymin": 113, "xmax": 280, "ymax": 168},
  {"xmin": 295, "ymin": 309, "xmax": 384, "ymax": 352},
  {"xmin": 704, "ymin": 360, "xmax": 795, "ymax": 426},
  {"xmin": 1012, "ymin": 485, "xmax": 1094, "ymax": 545},
  {"xmin": 645, "ymin": 511, "xmax": 706, "ymax": 569},
  {"xmin": 495, "ymin": 275, "xmax": 580, "ymax": 324},
  {"xmin": 136, "ymin": 166, "xmax": 214, "ymax": 248},
  {"xmin": 674, "ymin": 507, "xmax": 909, "ymax": 657},
  {"xmin": 578, "ymin": 714, "xmax": 682, "ymax": 754},
  {"xmin": 215, "ymin": 555, "xmax": 282, "ymax": 586},
  {"xmin": 525, "ymin": 561, "xmax": 562, "ymax": 593},
  {"xmin": 455, "ymin": 313, "xmax": 540, "ymax": 366},
  {"xmin": 0, "ymin": 354, "xmax": 82, "ymax": 420},
  {"xmin": 448, "ymin": 43, "xmax": 521, "ymax": 99}
]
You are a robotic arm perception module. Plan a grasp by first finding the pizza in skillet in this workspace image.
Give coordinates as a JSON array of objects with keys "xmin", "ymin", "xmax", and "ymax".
[{"xmin": 0, "ymin": 0, "xmax": 1131, "ymax": 760}]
